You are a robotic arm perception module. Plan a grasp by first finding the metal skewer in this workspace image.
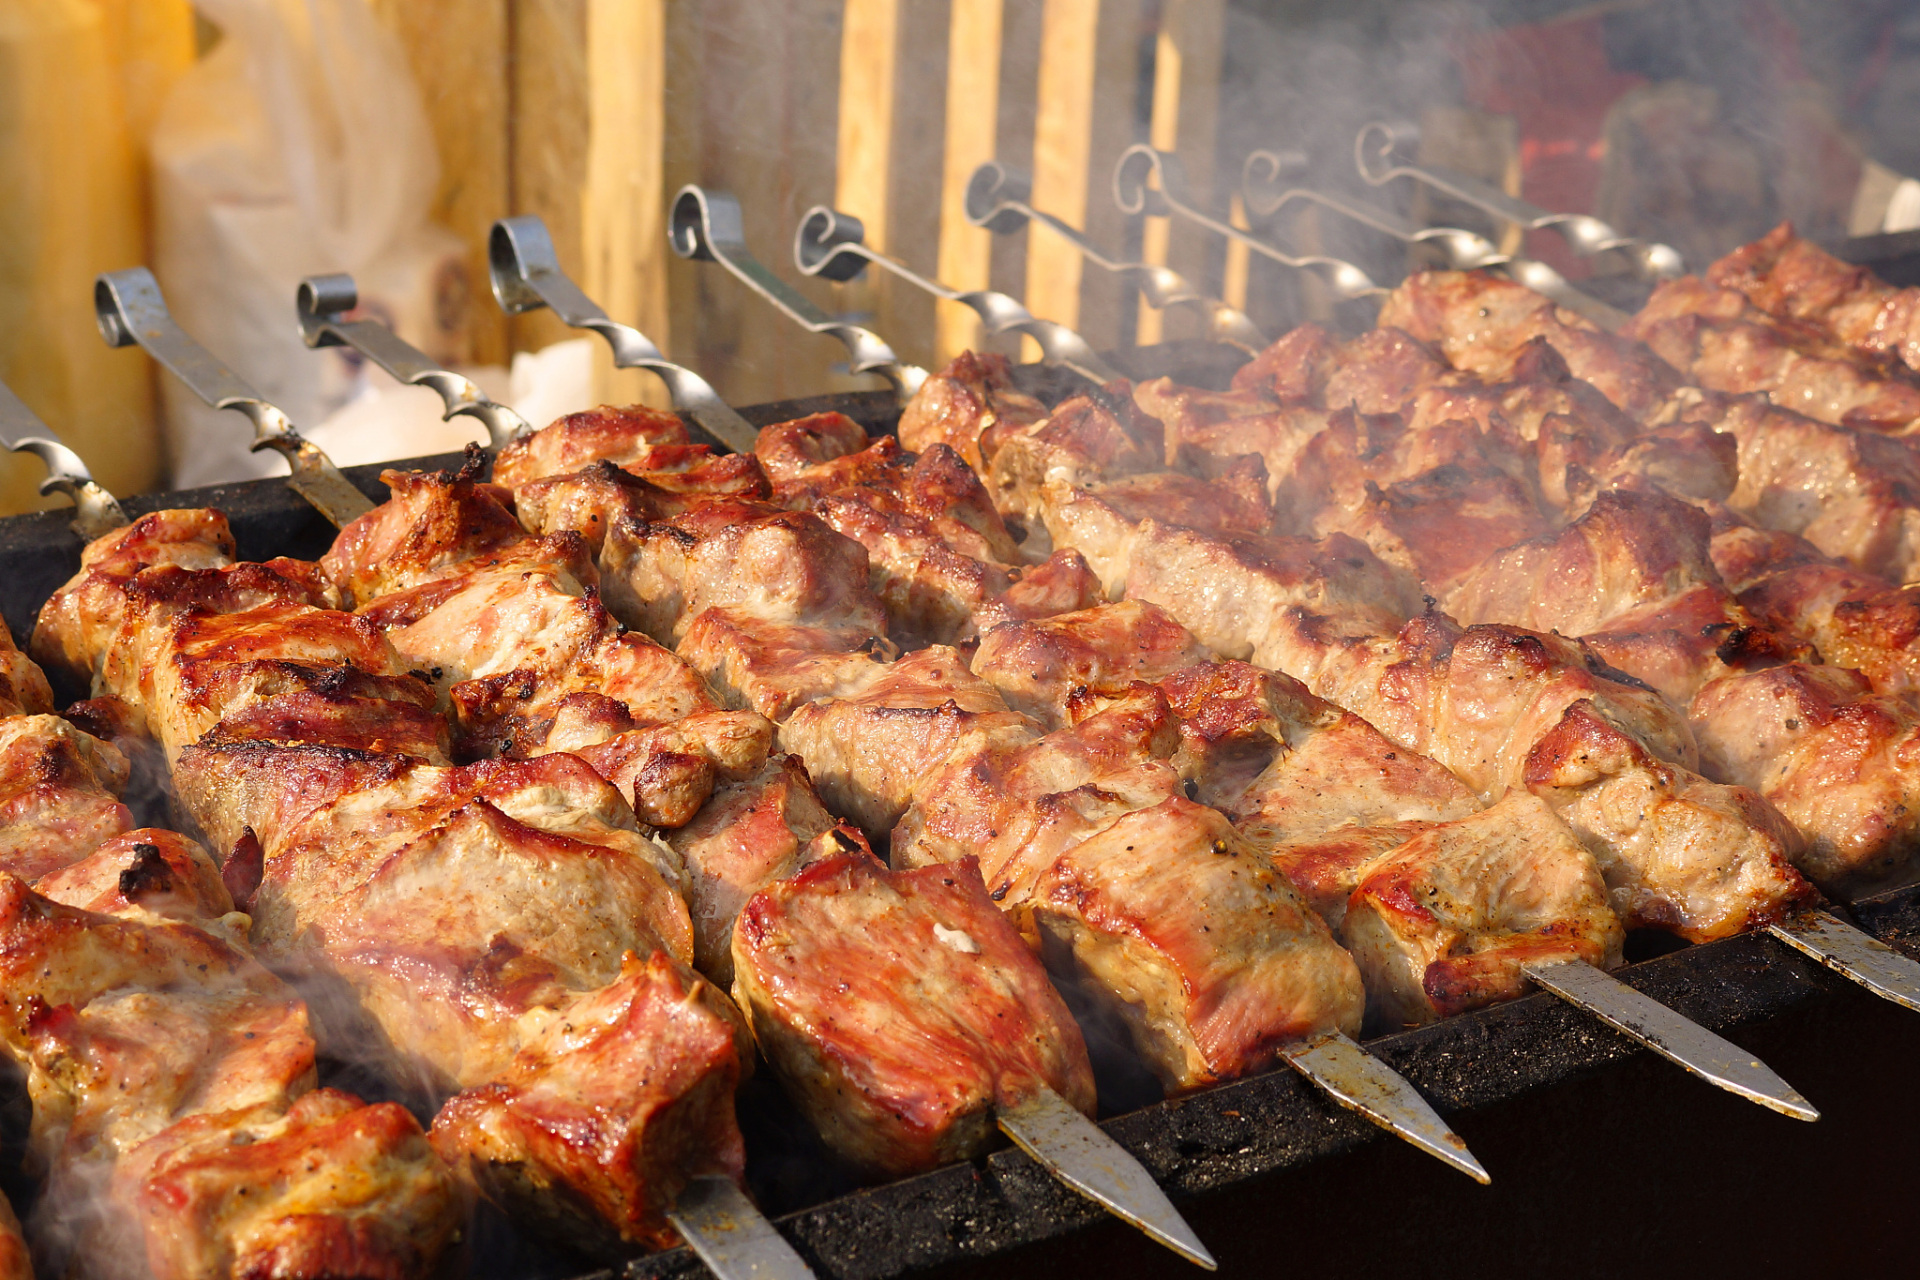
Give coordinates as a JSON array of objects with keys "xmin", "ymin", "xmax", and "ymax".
[
  {"xmin": 1767, "ymin": 909, "xmax": 1920, "ymax": 1014},
  {"xmin": 488, "ymin": 217, "xmax": 759, "ymax": 454},
  {"xmin": 669, "ymin": 185, "xmax": 929, "ymax": 403},
  {"xmin": 1522, "ymin": 959, "xmax": 1817, "ymax": 1120},
  {"xmin": 93, "ymin": 268, "xmax": 375, "ymax": 527},
  {"xmin": 963, "ymin": 161, "xmax": 1267, "ymax": 355},
  {"xmin": 1355, "ymin": 120, "xmax": 1686, "ymax": 281},
  {"xmin": 489, "ymin": 213, "xmax": 1217, "ymax": 1262},
  {"xmin": 1113, "ymin": 144, "xmax": 1387, "ymax": 307},
  {"xmin": 296, "ymin": 274, "xmax": 532, "ymax": 450},
  {"xmin": 0, "ymin": 379, "xmax": 128, "ymax": 539},
  {"xmin": 792, "ymin": 204, "xmax": 1123, "ymax": 385},
  {"xmin": 1240, "ymin": 148, "xmax": 1629, "ymax": 331},
  {"xmin": 1277, "ymin": 1032, "xmax": 1488, "ymax": 1183},
  {"xmin": 666, "ymin": 1176, "xmax": 817, "ymax": 1280},
  {"xmin": 997, "ymin": 1086, "xmax": 1216, "ymax": 1268}
]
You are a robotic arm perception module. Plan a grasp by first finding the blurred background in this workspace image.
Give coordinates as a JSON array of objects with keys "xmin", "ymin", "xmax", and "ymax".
[{"xmin": 3, "ymin": 0, "xmax": 1918, "ymax": 510}]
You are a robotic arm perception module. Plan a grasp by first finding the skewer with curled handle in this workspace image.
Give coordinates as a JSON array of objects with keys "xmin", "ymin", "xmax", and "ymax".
[
  {"xmin": 792, "ymin": 203, "xmax": 1124, "ymax": 385},
  {"xmin": 1355, "ymin": 120, "xmax": 1686, "ymax": 282},
  {"xmin": 488, "ymin": 216, "xmax": 760, "ymax": 455},
  {"xmin": 487, "ymin": 214, "xmax": 1217, "ymax": 1270},
  {"xmin": 1240, "ymin": 147, "xmax": 1629, "ymax": 331},
  {"xmin": 669, "ymin": 185, "xmax": 929, "ymax": 404},
  {"xmin": 296, "ymin": 274, "xmax": 533, "ymax": 451},
  {"xmin": 93, "ymin": 268, "xmax": 375, "ymax": 528},
  {"xmin": 0, "ymin": 378, "xmax": 127, "ymax": 539},
  {"xmin": 960, "ymin": 161, "xmax": 1267, "ymax": 356},
  {"xmin": 1114, "ymin": 144, "xmax": 1387, "ymax": 308}
]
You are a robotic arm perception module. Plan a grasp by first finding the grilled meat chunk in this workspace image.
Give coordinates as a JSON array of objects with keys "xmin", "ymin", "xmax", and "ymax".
[
  {"xmin": 513, "ymin": 455, "xmax": 773, "ymax": 555},
  {"xmin": 0, "ymin": 1195, "xmax": 23, "ymax": 1280},
  {"xmin": 897, "ymin": 350, "xmax": 1049, "ymax": 475},
  {"xmin": 986, "ymin": 382, "xmax": 1164, "ymax": 535},
  {"xmin": 490, "ymin": 402, "xmax": 692, "ymax": 488},
  {"xmin": 173, "ymin": 741, "xmax": 748, "ymax": 1253},
  {"xmin": 1380, "ymin": 270, "xmax": 1685, "ymax": 421},
  {"xmin": 779, "ymin": 647, "xmax": 1036, "ymax": 840},
  {"xmin": 1630, "ymin": 276, "xmax": 1920, "ymax": 433},
  {"xmin": 732, "ymin": 852, "xmax": 1095, "ymax": 1176},
  {"xmin": 1691, "ymin": 664, "xmax": 1920, "ymax": 897},
  {"xmin": 1709, "ymin": 221, "xmax": 1920, "ymax": 373},
  {"xmin": 970, "ymin": 601, "xmax": 1213, "ymax": 730},
  {"xmin": 1028, "ymin": 796, "xmax": 1364, "ymax": 1092},
  {"xmin": 1443, "ymin": 489, "xmax": 1805, "ymax": 704},
  {"xmin": 321, "ymin": 464, "xmax": 538, "ymax": 606},
  {"xmin": 663, "ymin": 755, "xmax": 840, "ymax": 984},
  {"xmin": 1338, "ymin": 793, "xmax": 1625, "ymax": 1028},
  {"xmin": 1038, "ymin": 465, "xmax": 1274, "ymax": 598},
  {"xmin": 0, "ymin": 623, "xmax": 51, "ymax": 719},
  {"xmin": 0, "ymin": 715, "xmax": 131, "ymax": 881},
  {"xmin": 0, "ymin": 851, "xmax": 458, "ymax": 1280}
]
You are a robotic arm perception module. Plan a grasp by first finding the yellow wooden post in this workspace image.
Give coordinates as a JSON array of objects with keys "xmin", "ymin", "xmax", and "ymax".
[
  {"xmin": 1027, "ymin": 0, "xmax": 1144, "ymax": 354},
  {"xmin": 933, "ymin": 0, "xmax": 1004, "ymax": 364},
  {"xmin": 1137, "ymin": 0, "xmax": 1224, "ymax": 347}
]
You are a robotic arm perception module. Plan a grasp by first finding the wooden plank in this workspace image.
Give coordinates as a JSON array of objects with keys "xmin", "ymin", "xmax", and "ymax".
[
  {"xmin": 1026, "ymin": 0, "xmax": 1145, "ymax": 351},
  {"xmin": 933, "ymin": 0, "xmax": 1004, "ymax": 364},
  {"xmin": 368, "ymin": 0, "xmax": 512, "ymax": 367},
  {"xmin": 0, "ymin": 0, "xmax": 191, "ymax": 512},
  {"xmin": 1136, "ymin": 0, "xmax": 1225, "ymax": 346}
]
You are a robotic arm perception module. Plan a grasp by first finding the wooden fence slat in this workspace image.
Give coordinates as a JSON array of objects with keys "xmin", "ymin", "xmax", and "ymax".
[
  {"xmin": 1026, "ymin": 0, "xmax": 1144, "ymax": 351},
  {"xmin": 1137, "ymin": 0, "xmax": 1225, "ymax": 346},
  {"xmin": 934, "ymin": 0, "xmax": 1004, "ymax": 364}
]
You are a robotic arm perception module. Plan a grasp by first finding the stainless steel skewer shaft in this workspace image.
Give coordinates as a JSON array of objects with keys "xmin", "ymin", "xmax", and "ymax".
[
  {"xmin": 296, "ymin": 274, "xmax": 532, "ymax": 451},
  {"xmin": 793, "ymin": 204, "xmax": 1123, "ymax": 385},
  {"xmin": 488, "ymin": 216, "xmax": 759, "ymax": 455},
  {"xmin": 1240, "ymin": 147, "xmax": 1628, "ymax": 331},
  {"xmin": 0, "ymin": 379, "xmax": 127, "ymax": 539},
  {"xmin": 1114, "ymin": 144, "xmax": 1387, "ymax": 306},
  {"xmin": 1355, "ymin": 120, "xmax": 1685, "ymax": 281},
  {"xmin": 669, "ymin": 185, "xmax": 929, "ymax": 403},
  {"xmin": 93, "ymin": 268, "xmax": 374, "ymax": 528},
  {"xmin": 963, "ymin": 161, "xmax": 1267, "ymax": 355}
]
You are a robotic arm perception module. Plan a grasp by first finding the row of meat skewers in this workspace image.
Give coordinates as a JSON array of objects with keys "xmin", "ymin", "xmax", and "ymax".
[{"xmin": 2, "ymin": 169, "xmax": 1920, "ymax": 1280}]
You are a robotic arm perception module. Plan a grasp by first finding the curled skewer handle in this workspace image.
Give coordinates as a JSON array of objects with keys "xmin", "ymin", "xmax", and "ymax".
[
  {"xmin": 1355, "ymin": 120, "xmax": 1685, "ymax": 280},
  {"xmin": 298, "ymin": 274, "xmax": 530, "ymax": 450},
  {"xmin": 794, "ymin": 205, "xmax": 1123, "ymax": 384},
  {"xmin": 1239, "ymin": 146, "xmax": 1627, "ymax": 329},
  {"xmin": 488, "ymin": 216, "xmax": 757, "ymax": 454},
  {"xmin": 94, "ymin": 267, "xmax": 372, "ymax": 526},
  {"xmin": 1115, "ymin": 145, "xmax": 1386, "ymax": 304},
  {"xmin": 964, "ymin": 162, "xmax": 1266, "ymax": 354},
  {"xmin": 0, "ymin": 379, "xmax": 127, "ymax": 538},
  {"xmin": 670, "ymin": 185, "xmax": 928, "ymax": 402},
  {"xmin": 1242, "ymin": 148, "xmax": 1505, "ymax": 270}
]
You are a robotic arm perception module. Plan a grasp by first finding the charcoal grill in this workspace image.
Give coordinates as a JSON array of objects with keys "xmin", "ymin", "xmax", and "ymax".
[{"xmin": 4, "ymin": 350, "xmax": 1918, "ymax": 1280}]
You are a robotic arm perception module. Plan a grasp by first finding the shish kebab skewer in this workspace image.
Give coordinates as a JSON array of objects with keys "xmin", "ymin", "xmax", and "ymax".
[
  {"xmin": 1082, "ymin": 172, "xmax": 1920, "ymax": 1020},
  {"xmin": 87, "ymin": 271, "xmax": 820, "ymax": 1280},
  {"xmin": 783, "ymin": 207, "xmax": 1511, "ymax": 1175},
  {"xmin": 477, "ymin": 213, "xmax": 1227, "ymax": 1257},
  {"xmin": 792, "ymin": 204, "xmax": 1125, "ymax": 385},
  {"xmin": 1239, "ymin": 147, "xmax": 1629, "ymax": 331},
  {"xmin": 851, "ymin": 236, "xmax": 1826, "ymax": 1120},
  {"xmin": 959, "ymin": 160, "xmax": 1269, "ymax": 356},
  {"xmin": 1354, "ymin": 120, "xmax": 1687, "ymax": 282},
  {"xmin": 0, "ymin": 378, "xmax": 128, "ymax": 539}
]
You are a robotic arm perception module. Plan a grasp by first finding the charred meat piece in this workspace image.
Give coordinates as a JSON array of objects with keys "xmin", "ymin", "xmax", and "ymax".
[
  {"xmin": 1338, "ymin": 793, "xmax": 1625, "ymax": 1028},
  {"xmin": 676, "ymin": 611, "xmax": 894, "ymax": 722},
  {"xmin": 970, "ymin": 601, "xmax": 1212, "ymax": 731},
  {"xmin": 1025, "ymin": 795, "xmax": 1363, "ymax": 1093},
  {"xmin": 490, "ymin": 402, "xmax": 692, "ymax": 488},
  {"xmin": 1038, "ymin": 465, "xmax": 1273, "ymax": 599},
  {"xmin": 514, "ymin": 455, "xmax": 773, "ymax": 555},
  {"xmin": 1691, "ymin": 663, "xmax": 1920, "ymax": 897},
  {"xmin": 1381, "ymin": 270, "xmax": 1686, "ymax": 422},
  {"xmin": 664, "ymin": 755, "xmax": 840, "ymax": 984},
  {"xmin": 1443, "ymin": 489, "xmax": 1806, "ymax": 705},
  {"xmin": 896, "ymin": 350, "xmax": 1050, "ymax": 475},
  {"xmin": 0, "ymin": 843, "xmax": 458, "ymax": 1280},
  {"xmin": 0, "ymin": 715, "xmax": 131, "ymax": 881},
  {"xmin": 986, "ymin": 381, "xmax": 1165, "ymax": 535},
  {"xmin": 1628, "ymin": 276, "xmax": 1920, "ymax": 433},
  {"xmin": 780, "ymin": 647, "xmax": 1036, "ymax": 840},
  {"xmin": 322, "ymin": 463, "xmax": 535, "ymax": 606},
  {"xmin": 732, "ymin": 851, "xmax": 1095, "ymax": 1176},
  {"xmin": 1709, "ymin": 221, "xmax": 1920, "ymax": 374}
]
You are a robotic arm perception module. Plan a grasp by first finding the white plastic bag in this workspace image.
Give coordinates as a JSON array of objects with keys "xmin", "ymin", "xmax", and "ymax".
[{"xmin": 149, "ymin": 0, "xmax": 467, "ymax": 487}]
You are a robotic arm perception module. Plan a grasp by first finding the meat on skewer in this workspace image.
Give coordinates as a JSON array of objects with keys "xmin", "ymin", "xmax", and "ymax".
[{"xmin": 1708, "ymin": 222, "xmax": 1920, "ymax": 376}]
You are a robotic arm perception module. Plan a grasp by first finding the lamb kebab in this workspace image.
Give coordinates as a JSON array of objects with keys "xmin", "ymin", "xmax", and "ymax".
[{"xmin": 492, "ymin": 241, "xmax": 1497, "ymax": 1181}]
